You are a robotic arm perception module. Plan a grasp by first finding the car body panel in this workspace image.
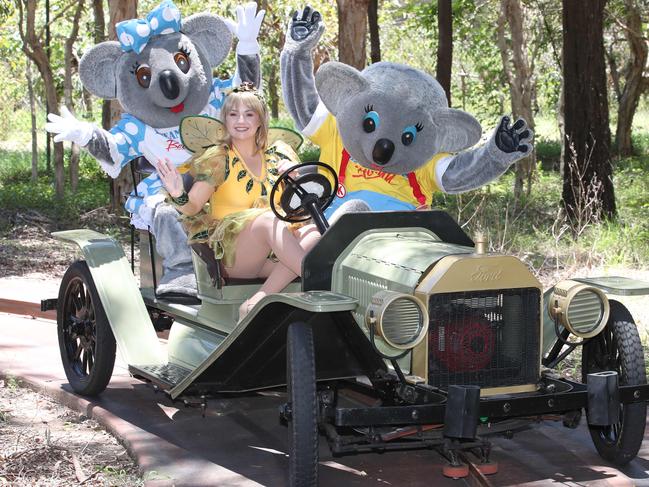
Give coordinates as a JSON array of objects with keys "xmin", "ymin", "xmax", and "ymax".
[
  {"xmin": 166, "ymin": 291, "xmax": 359, "ymax": 398},
  {"xmin": 52, "ymin": 229, "xmax": 165, "ymax": 366}
]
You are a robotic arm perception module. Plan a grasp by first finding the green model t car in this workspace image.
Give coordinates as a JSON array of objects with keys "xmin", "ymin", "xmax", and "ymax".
[{"xmin": 44, "ymin": 162, "xmax": 649, "ymax": 486}]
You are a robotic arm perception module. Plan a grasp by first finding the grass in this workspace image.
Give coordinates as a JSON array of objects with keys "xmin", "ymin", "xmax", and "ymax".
[
  {"xmin": 430, "ymin": 152, "xmax": 649, "ymax": 273},
  {"xmin": 0, "ymin": 149, "xmax": 110, "ymax": 229}
]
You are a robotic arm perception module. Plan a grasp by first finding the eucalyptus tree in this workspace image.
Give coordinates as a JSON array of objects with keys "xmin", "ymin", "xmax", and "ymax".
[
  {"xmin": 16, "ymin": 0, "xmax": 65, "ymax": 197},
  {"xmin": 337, "ymin": 0, "xmax": 370, "ymax": 69},
  {"xmin": 105, "ymin": 0, "xmax": 137, "ymax": 211},
  {"xmin": 562, "ymin": 0, "xmax": 615, "ymax": 221},
  {"xmin": 605, "ymin": 0, "xmax": 648, "ymax": 156},
  {"xmin": 497, "ymin": 0, "xmax": 536, "ymax": 200}
]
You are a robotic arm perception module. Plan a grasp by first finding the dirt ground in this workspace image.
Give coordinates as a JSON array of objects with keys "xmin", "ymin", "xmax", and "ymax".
[
  {"xmin": 0, "ymin": 207, "xmax": 137, "ymax": 279},
  {"xmin": 0, "ymin": 208, "xmax": 143, "ymax": 486},
  {"xmin": 0, "ymin": 377, "xmax": 142, "ymax": 486}
]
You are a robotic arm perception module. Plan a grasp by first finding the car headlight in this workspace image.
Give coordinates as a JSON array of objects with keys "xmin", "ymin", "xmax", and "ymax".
[
  {"xmin": 548, "ymin": 280, "xmax": 610, "ymax": 338},
  {"xmin": 366, "ymin": 291, "xmax": 428, "ymax": 349}
]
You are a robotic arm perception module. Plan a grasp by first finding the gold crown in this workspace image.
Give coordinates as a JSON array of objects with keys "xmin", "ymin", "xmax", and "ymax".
[{"xmin": 230, "ymin": 82, "xmax": 265, "ymax": 103}]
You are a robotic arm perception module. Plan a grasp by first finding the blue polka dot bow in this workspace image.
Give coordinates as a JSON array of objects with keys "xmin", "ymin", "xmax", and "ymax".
[{"xmin": 116, "ymin": 0, "xmax": 182, "ymax": 54}]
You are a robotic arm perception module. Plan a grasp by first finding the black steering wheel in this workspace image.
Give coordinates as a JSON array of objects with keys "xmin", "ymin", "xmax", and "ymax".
[{"xmin": 269, "ymin": 161, "xmax": 338, "ymax": 234}]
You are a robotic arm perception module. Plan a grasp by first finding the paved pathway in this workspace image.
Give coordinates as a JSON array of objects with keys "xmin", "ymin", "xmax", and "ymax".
[{"xmin": 1, "ymin": 276, "xmax": 648, "ymax": 486}]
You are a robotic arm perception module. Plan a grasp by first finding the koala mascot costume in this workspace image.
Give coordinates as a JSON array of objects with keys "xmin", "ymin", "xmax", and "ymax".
[
  {"xmin": 280, "ymin": 7, "xmax": 533, "ymax": 218},
  {"xmin": 46, "ymin": 1, "xmax": 264, "ymax": 297}
]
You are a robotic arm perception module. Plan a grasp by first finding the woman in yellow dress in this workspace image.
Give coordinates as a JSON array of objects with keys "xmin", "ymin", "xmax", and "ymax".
[{"xmin": 157, "ymin": 85, "xmax": 319, "ymax": 319}]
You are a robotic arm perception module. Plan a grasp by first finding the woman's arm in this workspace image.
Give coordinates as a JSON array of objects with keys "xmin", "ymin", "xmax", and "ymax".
[{"xmin": 157, "ymin": 158, "xmax": 214, "ymax": 216}]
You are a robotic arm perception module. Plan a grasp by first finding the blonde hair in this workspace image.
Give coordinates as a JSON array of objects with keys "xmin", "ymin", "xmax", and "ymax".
[{"xmin": 221, "ymin": 90, "xmax": 269, "ymax": 152}]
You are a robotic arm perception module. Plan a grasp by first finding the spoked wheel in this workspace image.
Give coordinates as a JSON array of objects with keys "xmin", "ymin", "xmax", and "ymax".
[
  {"xmin": 582, "ymin": 308, "xmax": 646, "ymax": 465},
  {"xmin": 286, "ymin": 322, "xmax": 318, "ymax": 487},
  {"xmin": 57, "ymin": 261, "xmax": 116, "ymax": 396}
]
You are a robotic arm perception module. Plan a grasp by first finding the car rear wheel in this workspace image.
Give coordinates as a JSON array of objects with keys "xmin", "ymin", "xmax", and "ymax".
[
  {"xmin": 57, "ymin": 260, "xmax": 116, "ymax": 396},
  {"xmin": 287, "ymin": 321, "xmax": 318, "ymax": 487},
  {"xmin": 582, "ymin": 314, "xmax": 646, "ymax": 465}
]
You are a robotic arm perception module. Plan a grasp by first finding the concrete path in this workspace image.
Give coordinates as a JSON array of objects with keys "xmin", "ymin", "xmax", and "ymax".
[{"xmin": 1, "ymin": 276, "xmax": 649, "ymax": 486}]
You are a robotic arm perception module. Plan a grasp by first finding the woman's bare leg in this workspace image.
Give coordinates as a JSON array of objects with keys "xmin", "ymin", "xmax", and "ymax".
[
  {"xmin": 226, "ymin": 213, "xmax": 318, "ymax": 278},
  {"xmin": 224, "ymin": 215, "xmax": 321, "ymax": 319}
]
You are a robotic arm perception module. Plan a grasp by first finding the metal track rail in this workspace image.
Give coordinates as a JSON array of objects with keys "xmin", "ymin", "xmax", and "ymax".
[{"xmin": 458, "ymin": 451, "xmax": 496, "ymax": 487}]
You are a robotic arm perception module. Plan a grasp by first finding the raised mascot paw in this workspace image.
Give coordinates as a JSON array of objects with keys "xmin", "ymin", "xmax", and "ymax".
[
  {"xmin": 494, "ymin": 115, "xmax": 534, "ymax": 155},
  {"xmin": 45, "ymin": 106, "xmax": 94, "ymax": 146},
  {"xmin": 224, "ymin": 2, "xmax": 265, "ymax": 56},
  {"xmin": 286, "ymin": 5, "xmax": 324, "ymax": 51}
]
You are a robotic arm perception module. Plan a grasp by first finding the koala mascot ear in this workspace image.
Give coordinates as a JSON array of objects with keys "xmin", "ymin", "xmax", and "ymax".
[
  {"xmin": 182, "ymin": 13, "xmax": 232, "ymax": 67},
  {"xmin": 432, "ymin": 108, "xmax": 482, "ymax": 152},
  {"xmin": 79, "ymin": 42, "xmax": 123, "ymax": 99},
  {"xmin": 316, "ymin": 61, "xmax": 370, "ymax": 116}
]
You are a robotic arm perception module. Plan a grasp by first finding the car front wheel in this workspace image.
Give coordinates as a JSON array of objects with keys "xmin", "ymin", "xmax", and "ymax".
[
  {"xmin": 286, "ymin": 321, "xmax": 318, "ymax": 487},
  {"xmin": 582, "ymin": 306, "xmax": 646, "ymax": 465},
  {"xmin": 57, "ymin": 260, "xmax": 116, "ymax": 396}
]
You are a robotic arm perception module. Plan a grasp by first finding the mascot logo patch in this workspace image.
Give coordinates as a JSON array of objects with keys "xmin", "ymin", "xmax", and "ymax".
[{"xmin": 352, "ymin": 166, "xmax": 397, "ymax": 184}]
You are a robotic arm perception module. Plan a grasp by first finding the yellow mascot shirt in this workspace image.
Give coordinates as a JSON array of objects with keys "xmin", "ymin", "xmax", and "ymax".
[{"xmin": 302, "ymin": 103, "xmax": 451, "ymax": 212}]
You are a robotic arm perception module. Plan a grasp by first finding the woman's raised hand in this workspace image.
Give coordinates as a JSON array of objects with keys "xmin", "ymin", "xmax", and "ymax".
[
  {"xmin": 156, "ymin": 158, "xmax": 184, "ymax": 198},
  {"xmin": 276, "ymin": 159, "xmax": 300, "ymax": 178}
]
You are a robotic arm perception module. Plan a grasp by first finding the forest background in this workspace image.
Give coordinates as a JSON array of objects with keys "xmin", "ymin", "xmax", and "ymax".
[{"xmin": 0, "ymin": 0, "xmax": 648, "ymax": 284}]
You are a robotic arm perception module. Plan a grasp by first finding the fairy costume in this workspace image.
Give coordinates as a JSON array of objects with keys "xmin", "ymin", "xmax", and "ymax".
[{"xmin": 179, "ymin": 139, "xmax": 300, "ymax": 267}]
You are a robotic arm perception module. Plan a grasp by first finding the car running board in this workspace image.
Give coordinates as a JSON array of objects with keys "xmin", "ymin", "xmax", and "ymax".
[{"xmin": 129, "ymin": 363, "xmax": 192, "ymax": 390}]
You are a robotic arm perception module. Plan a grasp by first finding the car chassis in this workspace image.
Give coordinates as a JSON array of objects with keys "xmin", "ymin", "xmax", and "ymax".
[{"xmin": 44, "ymin": 161, "xmax": 649, "ymax": 485}]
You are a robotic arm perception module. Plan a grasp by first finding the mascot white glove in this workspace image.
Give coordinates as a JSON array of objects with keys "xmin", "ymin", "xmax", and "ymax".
[
  {"xmin": 45, "ymin": 106, "xmax": 95, "ymax": 147},
  {"xmin": 225, "ymin": 2, "xmax": 265, "ymax": 56}
]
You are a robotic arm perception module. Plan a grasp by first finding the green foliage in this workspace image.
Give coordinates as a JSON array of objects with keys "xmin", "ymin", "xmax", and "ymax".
[
  {"xmin": 429, "ymin": 154, "xmax": 649, "ymax": 272},
  {"xmin": 536, "ymin": 137, "xmax": 561, "ymax": 170},
  {"xmin": 0, "ymin": 149, "xmax": 109, "ymax": 225},
  {"xmin": 298, "ymin": 143, "xmax": 321, "ymax": 163}
]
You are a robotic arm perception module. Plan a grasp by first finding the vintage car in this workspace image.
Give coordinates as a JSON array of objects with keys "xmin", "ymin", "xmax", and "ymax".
[{"xmin": 44, "ymin": 161, "xmax": 649, "ymax": 486}]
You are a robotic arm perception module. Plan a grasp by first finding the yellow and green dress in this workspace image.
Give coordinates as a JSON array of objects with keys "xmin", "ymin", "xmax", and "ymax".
[{"xmin": 180, "ymin": 140, "xmax": 300, "ymax": 267}]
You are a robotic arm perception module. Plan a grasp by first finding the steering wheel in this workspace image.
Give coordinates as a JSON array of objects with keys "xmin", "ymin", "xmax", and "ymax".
[{"xmin": 269, "ymin": 161, "xmax": 338, "ymax": 234}]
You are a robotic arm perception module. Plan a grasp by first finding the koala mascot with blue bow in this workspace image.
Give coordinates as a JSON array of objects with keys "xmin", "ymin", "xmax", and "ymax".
[
  {"xmin": 46, "ymin": 1, "xmax": 264, "ymax": 297},
  {"xmin": 280, "ymin": 7, "xmax": 533, "ymax": 219}
]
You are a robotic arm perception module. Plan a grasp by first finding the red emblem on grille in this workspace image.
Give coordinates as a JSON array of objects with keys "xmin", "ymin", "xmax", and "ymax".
[
  {"xmin": 336, "ymin": 184, "xmax": 346, "ymax": 198},
  {"xmin": 430, "ymin": 317, "xmax": 495, "ymax": 372}
]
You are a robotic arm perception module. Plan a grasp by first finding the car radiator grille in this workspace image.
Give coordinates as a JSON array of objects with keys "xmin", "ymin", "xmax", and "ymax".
[{"xmin": 427, "ymin": 288, "xmax": 540, "ymax": 389}]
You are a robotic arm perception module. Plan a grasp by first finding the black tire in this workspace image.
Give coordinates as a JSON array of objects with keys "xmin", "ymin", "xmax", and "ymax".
[
  {"xmin": 582, "ymin": 314, "xmax": 646, "ymax": 465},
  {"xmin": 57, "ymin": 260, "xmax": 116, "ymax": 396},
  {"xmin": 287, "ymin": 322, "xmax": 318, "ymax": 487}
]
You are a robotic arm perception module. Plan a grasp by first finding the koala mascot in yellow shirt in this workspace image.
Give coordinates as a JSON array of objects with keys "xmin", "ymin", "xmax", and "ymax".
[{"xmin": 280, "ymin": 7, "xmax": 533, "ymax": 219}]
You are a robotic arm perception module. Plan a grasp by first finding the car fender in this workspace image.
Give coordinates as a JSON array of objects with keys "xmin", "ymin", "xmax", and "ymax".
[
  {"xmin": 168, "ymin": 291, "xmax": 360, "ymax": 398},
  {"xmin": 542, "ymin": 276, "xmax": 649, "ymax": 356},
  {"xmin": 53, "ymin": 229, "xmax": 165, "ymax": 366}
]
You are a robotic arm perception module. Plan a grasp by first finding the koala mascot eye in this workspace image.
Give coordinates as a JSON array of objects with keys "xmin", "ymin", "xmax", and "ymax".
[
  {"xmin": 401, "ymin": 126, "xmax": 417, "ymax": 146},
  {"xmin": 174, "ymin": 51, "xmax": 190, "ymax": 74},
  {"xmin": 363, "ymin": 108, "xmax": 380, "ymax": 133},
  {"xmin": 401, "ymin": 123, "xmax": 424, "ymax": 146},
  {"xmin": 135, "ymin": 65, "xmax": 152, "ymax": 88}
]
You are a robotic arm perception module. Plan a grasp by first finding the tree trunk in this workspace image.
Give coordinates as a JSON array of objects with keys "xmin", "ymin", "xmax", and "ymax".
[
  {"xmin": 337, "ymin": 0, "xmax": 370, "ymax": 69},
  {"xmin": 436, "ymin": 0, "xmax": 452, "ymax": 106},
  {"xmin": 497, "ymin": 0, "xmax": 536, "ymax": 201},
  {"xmin": 26, "ymin": 59, "xmax": 38, "ymax": 183},
  {"xmin": 562, "ymin": 0, "xmax": 615, "ymax": 222},
  {"xmin": 18, "ymin": 0, "xmax": 65, "ymax": 198},
  {"xmin": 368, "ymin": 0, "xmax": 380, "ymax": 63},
  {"xmin": 268, "ymin": 63, "xmax": 279, "ymax": 119},
  {"xmin": 64, "ymin": 1, "xmax": 84, "ymax": 193},
  {"xmin": 92, "ymin": 0, "xmax": 112, "ymax": 133},
  {"xmin": 613, "ymin": 0, "xmax": 648, "ymax": 156},
  {"xmin": 107, "ymin": 0, "xmax": 138, "ymax": 212}
]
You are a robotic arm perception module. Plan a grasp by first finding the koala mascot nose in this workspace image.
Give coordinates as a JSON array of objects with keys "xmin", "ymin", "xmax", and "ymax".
[
  {"xmin": 372, "ymin": 138, "xmax": 395, "ymax": 165},
  {"xmin": 159, "ymin": 70, "xmax": 180, "ymax": 100}
]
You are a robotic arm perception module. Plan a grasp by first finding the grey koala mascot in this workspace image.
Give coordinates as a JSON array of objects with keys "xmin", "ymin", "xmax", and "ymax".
[
  {"xmin": 46, "ymin": 1, "xmax": 264, "ymax": 297},
  {"xmin": 280, "ymin": 7, "xmax": 533, "ymax": 219}
]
